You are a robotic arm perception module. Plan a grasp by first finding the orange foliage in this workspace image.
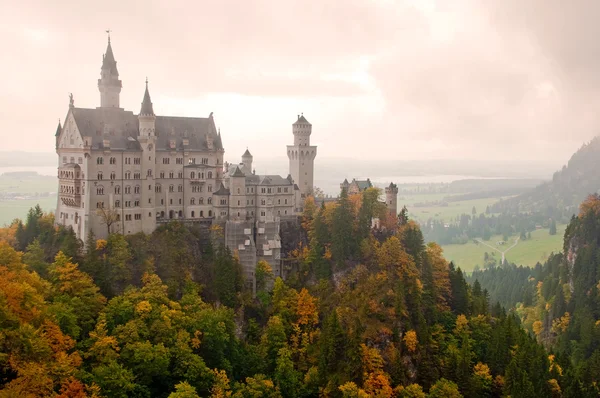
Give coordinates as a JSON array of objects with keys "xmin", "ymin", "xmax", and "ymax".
[
  {"xmin": 376, "ymin": 236, "xmax": 418, "ymax": 280},
  {"xmin": 0, "ymin": 220, "xmax": 19, "ymax": 247},
  {"xmin": 296, "ymin": 288, "xmax": 318, "ymax": 327},
  {"xmin": 403, "ymin": 330, "xmax": 418, "ymax": 353},
  {"xmin": 579, "ymin": 194, "xmax": 600, "ymax": 217}
]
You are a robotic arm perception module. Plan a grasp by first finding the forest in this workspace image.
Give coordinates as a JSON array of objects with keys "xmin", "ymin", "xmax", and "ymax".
[{"xmin": 0, "ymin": 189, "xmax": 598, "ymax": 397}]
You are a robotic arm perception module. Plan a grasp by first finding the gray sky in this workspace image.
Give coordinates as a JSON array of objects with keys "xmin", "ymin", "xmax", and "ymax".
[{"xmin": 2, "ymin": 0, "xmax": 599, "ymax": 167}]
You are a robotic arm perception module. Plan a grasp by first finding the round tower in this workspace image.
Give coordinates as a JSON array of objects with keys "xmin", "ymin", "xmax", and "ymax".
[
  {"xmin": 138, "ymin": 79, "xmax": 157, "ymax": 234},
  {"xmin": 98, "ymin": 34, "xmax": 122, "ymax": 108},
  {"xmin": 287, "ymin": 114, "xmax": 317, "ymax": 198},
  {"xmin": 385, "ymin": 182, "xmax": 399, "ymax": 216}
]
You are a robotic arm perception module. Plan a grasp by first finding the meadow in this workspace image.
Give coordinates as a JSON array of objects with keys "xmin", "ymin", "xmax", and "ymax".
[
  {"xmin": 0, "ymin": 173, "xmax": 57, "ymax": 226},
  {"xmin": 441, "ymin": 224, "xmax": 566, "ymax": 272}
]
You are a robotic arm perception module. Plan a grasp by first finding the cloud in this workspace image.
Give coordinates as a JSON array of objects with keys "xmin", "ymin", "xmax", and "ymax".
[{"xmin": 1, "ymin": 0, "xmax": 599, "ymax": 166}]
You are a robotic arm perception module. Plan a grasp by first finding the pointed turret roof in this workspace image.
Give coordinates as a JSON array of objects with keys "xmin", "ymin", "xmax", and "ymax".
[
  {"xmin": 139, "ymin": 79, "xmax": 155, "ymax": 116},
  {"xmin": 293, "ymin": 113, "xmax": 310, "ymax": 125},
  {"xmin": 243, "ymin": 148, "xmax": 252, "ymax": 157},
  {"xmin": 55, "ymin": 120, "xmax": 62, "ymax": 137},
  {"xmin": 213, "ymin": 182, "xmax": 230, "ymax": 196},
  {"xmin": 101, "ymin": 37, "xmax": 119, "ymax": 76},
  {"xmin": 231, "ymin": 165, "xmax": 245, "ymax": 177}
]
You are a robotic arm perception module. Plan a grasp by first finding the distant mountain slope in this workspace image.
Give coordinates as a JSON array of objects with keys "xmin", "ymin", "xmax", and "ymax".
[{"xmin": 491, "ymin": 136, "xmax": 600, "ymax": 220}]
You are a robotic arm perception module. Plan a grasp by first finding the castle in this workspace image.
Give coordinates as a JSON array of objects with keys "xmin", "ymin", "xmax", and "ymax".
[{"xmin": 54, "ymin": 36, "xmax": 394, "ymax": 286}]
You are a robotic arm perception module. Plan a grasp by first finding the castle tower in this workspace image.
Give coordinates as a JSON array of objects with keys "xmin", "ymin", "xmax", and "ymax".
[
  {"xmin": 138, "ymin": 79, "xmax": 157, "ymax": 233},
  {"xmin": 385, "ymin": 182, "xmax": 398, "ymax": 216},
  {"xmin": 98, "ymin": 34, "xmax": 122, "ymax": 108},
  {"xmin": 242, "ymin": 148, "xmax": 253, "ymax": 174},
  {"xmin": 287, "ymin": 114, "xmax": 317, "ymax": 197}
]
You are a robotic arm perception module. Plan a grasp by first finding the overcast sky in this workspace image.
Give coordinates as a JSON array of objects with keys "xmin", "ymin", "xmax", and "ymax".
[{"xmin": 2, "ymin": 0, "xmax": 599, "ymax": 168}]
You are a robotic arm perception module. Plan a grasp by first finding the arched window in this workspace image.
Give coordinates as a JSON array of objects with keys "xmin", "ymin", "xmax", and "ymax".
[
  {"xmin": 178, "ymin": 210, "xmax": 182, "ymax": 218},
  {"xmin": 200, "ymin": 210, "xmax": 204, "ymax": 217},
  {"xmin": 97, "ymin": 157, "xmax": 103, "ymax": 165},
  {"xmin": 237, "ymin": 188, "xmax": 240, "ymax": 194},
  {"xmin": 96, "ymin": 186, "xmax": 104, "ymax": 195},
  {"xmin": 155, "ymin": 184, "xmax": 162, "ymax": 193},
  {"xmin": 178, "ymin": 185, "xmax": 183, "ymax": 192},
  {"xmin": 207, "ymin": 197, "xmax": 212, "ymax": 204},
  {"xmin": 208, "ymin": 171, "xmax": 213, "ymax": 179},
  {"xmin": 97, "ymin": 172, "xmax": 103, "ymax": 180},
  {"xmin": 134, "ymin": 186, "xmax": 140, "ymax": 194},
  {"xmin": 147, "ymin": 169, "xmax": 152, "ymax": 177},
  {"xmin": 115, "ymin": 185, "xmax": 121, "ymax": 194},
  {"xmin": 190, "ymin": 171, "xmax": 196, "ymax": 179},
  {"xmin": 115, "ymin": 200, "xmax": 121, "ymax": 208},
  {"xmin": 190, "ymin": 198, "xmax": 195, "ymax": 205},
  {"xmin": 110, "ymin": 172, "xmax": 116, "ymax": 180},
  {"xmin": 125, "ymin": 186, "xmax": 131, "ymax": 194},
  {"xmin": 169, "ymin": 185, "xmax": 174, "ymax": 193},
  {"xmin": 191, "ymin": 211, "xmax": 195, "ymax": 218},
  {"xmin": 199, "ymin": 197, "xmax": 204, "ymax": 204},
  {"xmin": 208, "ymin": 210, "xmax": 212, "ymax": 217}
]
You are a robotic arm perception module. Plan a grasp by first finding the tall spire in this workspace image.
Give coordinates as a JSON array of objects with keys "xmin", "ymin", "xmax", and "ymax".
[
  {"xmin": 140, "ymin": 78, "xmax": 155, "ymax": 116},
  {"xmin": 98, "ymin": 32, "xmax": 122, "ymax": 108}
]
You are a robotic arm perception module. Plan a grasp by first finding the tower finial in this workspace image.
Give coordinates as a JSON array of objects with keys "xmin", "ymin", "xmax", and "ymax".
[
  {"xmin": 106, "ymin": 29, "xmax": 111, "ymax": 44},
  {"xmin": 145, "ymin": 76, "xmax": 148, "ymax": 87}
]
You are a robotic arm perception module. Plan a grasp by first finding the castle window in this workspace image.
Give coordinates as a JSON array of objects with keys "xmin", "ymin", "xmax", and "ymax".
[
  {"xmin": 285, "ymin": 199, "xmax": 288, "ymax": 204},
  {"xmin": 97, "ymin": 172, "xmax": 103, "ymax": 180},
  {"xmin": 115, "ymin": 185, "xmax": 121, "ymax": 194},
  {"xmin": 284, "ymin": 188, "xmax": 288, "ymax": 193},
  {"xmin": 188, "ymin": 158, "xmax": 196, "ymax": 165},
  {"xmin": 208, "ymin": 198, "xmax": 212, "ymax": 204},
  {"xmin": 169, "ymin": 172, "xmax": 174, "ymax": 179},
  {"xmin": 178, "ymin": 172, "xmax": 183, "ymax": 178},
  {"xmin": 110, "ymin": 172, "xmax": 116, "ymax": 180},
  {"xmin": 200, "ymin": 210, "xmax": 204, "ymax": 217},
  {"xmin": 96, "ymin": 202, "xmax": 104, "ymax": 208},
  {"xmin": 125, "ymin": 171, "xmax": 131, "ymax": 179},
  {"xmin": 285, "ymin": 210, "xmax": 287, "ymax": 215},
  {"xmin": 148, "ymin": 198, "xmax": 152, "ymax": 204},
  {"xmin": 110, "ymin": 157, "xmax": 116, "ymax": 164},
  {"xmin": 261, "ymin": 211, "xmax": 265, "ymax": 217},
  {"xmin": 134, "ymin": 186, "xmax": 140, "ymax": 194},
  {"xmin": 97, "ymin": 157, "xmax": 103, "ymax": 165},
  {"xmin": 190, "ymin": 172, "xmax": 195, "ymax": 179},
  {"xmin": 147, "ymin": 169, "xmax": 152, "ymax": 177},
  {"xmin": 179, "ymin": 199, "xmax": 182, "ymax": 205},
  {"xmin": 208, "ymin": 185, "xmax": 212, "ymax": 192},
  {"xmin": 163, "ymin": 158, "xmax": 170, "ymax": 164},
  {"xmin": 191, "ymin": 211, "xmax": 195, "ymax": 217},
  {"xmin": 170, "ymin": 199, "xmax": 173, "ymax": 205},
  {"xmin": 160, "ymin": 172, "xmax": 165, "ymax": 178},
  {"xmin": 115, "ymin": 200, "xmax": 121, "ymax": 208},
  {"xmin": 178, "ymin": 210, "xmax": 182, "ymax": 217},
  {"xmin": 176, "ymin": 158, "xmax": 183, "ymax": 164},
  {"xmin": 237, "ymin": 200, "xmax": 241, "ymax": 206},
  {"xmin": 125, "ymin": 157, "xmax": 131, "ymax": 164},
  {"xmin": 207, "ymin": 171, "xmax": 213, "ymax": 179},
  {"xmin": 134, "ymin": 200, "xmax": 140, "ymax": 207},
  {"xmin": 220, "ymin": 199, "xmax": 227, "ymax": 205},
  {"xmin": 116, "ymin": 214, "xmax": 121, "ymax": 221},
  {"xmin": 96, "ymin": 186, "xmax": 104, "ymax": 195},
  {"xmin": 161, "ymin": 199, "xmax": 164, "ymax": 205},
  {"xmin": 169, "ymin": 185, "xmax": 174, "ymax": 193},
  {"xmin": 178, "ymin": 185, "xmax": 183, "ymax": 192},
  {"xmin": 155, "ymin": 185, "xmax": 161, "ymax": 193},
  {"xmin": 134, "ymin": 173, "xmax": 141, "ymax": 179},
  {"xmin": 199, "ymin": 197, "xmax": 204, "ymax": 204},
  {"xmin": 70, "ymin": 157, "xmax": 75, "ymax": 163},
  {"xmin": 208, "ymin": 210, "xmax": 212, "ymax": 217},
  {"xmin": 148, "ymin": 184, "xmax": 151, "ymax": 191},
  {"xmin": 277, "ymin": 188, "xmax": 281, "ymax": 193},
  {"xmin": 190, "ymin": 198, "xmax": 195, "ymax": 205},
  {"xmin": 125, "ymin": 186, "xmax": 131, "ymax": 194},
  {"xmin": 261, "ymin": 199, "xmax": 266, "ymax": 205},
  {"xmin": 134, "ymin": 158, "xmax": 141, "ymax": 165},
  {"xmin": 278, "ymin": 199, "xmax": 281, "ymax": 204},
  {"xmin": 126, "ymin": 214, "xmax": 131, "ymax": 221},
  {"xmin": 268, "ymin": 188, "xmax": 272, "ymax": 194},
  {"xmin": 261, "ymin": 188, "xmax": 266, "ymax": 193}
]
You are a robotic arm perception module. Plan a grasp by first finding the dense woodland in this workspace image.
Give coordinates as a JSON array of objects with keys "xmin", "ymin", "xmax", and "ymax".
[
  {"xmin": 471, "ymin": 194, "xmax": 600, "ymax": 396},
  {"xmin": 0, "ymin": 190, "xmax": 597, "ymax": 397}
]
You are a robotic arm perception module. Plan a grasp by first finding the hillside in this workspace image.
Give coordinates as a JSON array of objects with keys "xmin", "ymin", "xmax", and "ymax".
[
  {"xmin": 491, "ymin": 137, "xmax": 600, "ymax": 221},
  {"xmin": 470, "ymin": 195, "xmax": 600, "ymax": 396},
  {"xmin": 0, "ymin": 193, "xmax": 588, "ymax": 397}
]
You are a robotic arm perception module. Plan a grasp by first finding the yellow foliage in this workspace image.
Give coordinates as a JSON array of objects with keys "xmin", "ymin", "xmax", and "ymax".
[
  {"xmin": 135, "ymin": 300, "xmax": 152, "ymax": 314},
  {"xmin": 403, "ymin": 330, "xmax": 418, "ymax": 353},
  {"xmin": 95, "ymin": 239, "xmax": 107, "ymax": 250},
  {"xmin": 338, "ymin": 381, "xmax": 370, "ymax": 398},
  {"xmin": 579, "ymin": 194, "xmax": 600, "ymax": 218},
  {"xmin": 473, "ymin": 362, "xmax": 492, "ymax": 382},
  {"xmin": 532, "ymin": 320, "xmax": 544, "ymax": 336},
  {"xmin": 363, "ymin": 372, "xmax": 393, "ymax": 397},
  {"xmin": 548, "ymin": 354, "xmax": 563, "ymax": 376},
  {"xmin": 210, "ymin": 369, "xmax": 232, "ymax": 398},
  {"xmin": 551, "ymin": 312, "xmax": 570, "ymax": 334},
  {"xmin": 454, "ymin": 315, "xmax": 469, "ymax": 335},
  {"xmin": 296, "ymin": 288, "xmax": 318, "ymax": 327},
  {"xmin": 548, "ymin": 378, "xmax": 561, "ymax": 396}
]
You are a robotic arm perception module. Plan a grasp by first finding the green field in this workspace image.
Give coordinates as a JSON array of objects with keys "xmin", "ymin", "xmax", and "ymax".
[
  {"xmin": 0, "ymin": 173, "xmax": 57, "ymax": 226},
  {"xmin": 441, "ymin": 224, "xmax": 566, "ymax": 272},
  {"xmin": 400, "ymin": 192, "xmax": 506, "ymax": 224}
]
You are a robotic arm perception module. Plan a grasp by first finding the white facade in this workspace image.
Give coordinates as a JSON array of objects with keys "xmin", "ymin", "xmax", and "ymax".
[{"xmin": 55, "ymin": 38, "xmax": 314, "ymax": 244}]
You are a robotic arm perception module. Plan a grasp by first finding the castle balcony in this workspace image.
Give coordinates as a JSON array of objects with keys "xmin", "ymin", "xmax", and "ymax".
[
  {"xmin": 59, "ymin": 193, "xmax": 81, "ymax": 207},
  {"xmin": 189, "ymin": 177, "xmax": 206, "ymax": 184}
]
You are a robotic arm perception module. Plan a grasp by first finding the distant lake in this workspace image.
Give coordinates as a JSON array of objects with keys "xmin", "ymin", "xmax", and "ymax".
[{"xmin": 0, "ymin": 166, "xmax": 56, "ymax": 177}]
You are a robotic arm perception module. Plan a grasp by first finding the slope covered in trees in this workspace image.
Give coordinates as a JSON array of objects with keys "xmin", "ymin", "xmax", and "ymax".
[
  {"xmin": 470, "ymin": 194, "xmax": 600, "ymax": 397},
  {"xmin": 491, "ymin": 137, "xmax": 600, "ymax": 222},
  {"xmin": 0, "ymin": 191, "xmax": 593, "ymax": 397}
]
